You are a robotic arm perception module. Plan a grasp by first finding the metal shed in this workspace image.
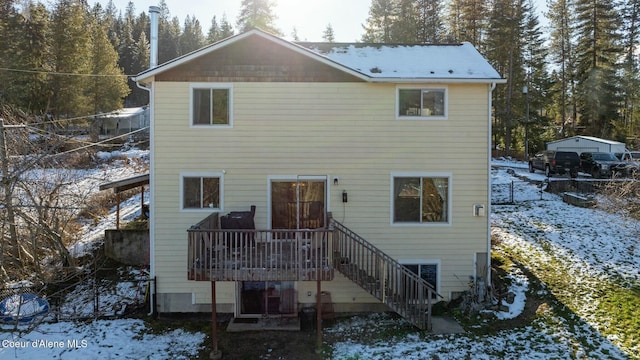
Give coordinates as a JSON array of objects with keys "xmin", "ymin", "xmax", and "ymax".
[{"xmin": 546, "ymin": 136, "xmax": 626, "ymax": 154}]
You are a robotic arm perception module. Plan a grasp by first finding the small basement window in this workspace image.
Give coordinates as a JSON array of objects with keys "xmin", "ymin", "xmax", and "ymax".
[{"xmin": 403, "ymin": 262, "xmax": 439, "ymax": 298}]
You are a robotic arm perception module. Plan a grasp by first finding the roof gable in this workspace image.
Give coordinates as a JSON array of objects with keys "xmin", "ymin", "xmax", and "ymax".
[
  {"xmin": 154, "ymin": 33, "xmax": 364, "ymax": 83},
  {"xmin": 136, "ymin": 29, "xmax": 504, "ymax": 84}
]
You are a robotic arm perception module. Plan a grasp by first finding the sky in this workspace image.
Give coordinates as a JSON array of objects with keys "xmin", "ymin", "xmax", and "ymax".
[
  {"xmin": 94, "ymin": 0, "xmax": 372, "ymax": 42},
  {"xmin": 93, "ymin": 0, "xmax": 551, "ymax": 43}
]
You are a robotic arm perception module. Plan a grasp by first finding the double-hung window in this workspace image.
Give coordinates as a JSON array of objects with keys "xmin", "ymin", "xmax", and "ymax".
[
  {"xmin": 191, "ymin": 83, "xmax": 232, "ymax": 127},
  {"xmin": 392, "ymin": 173, "xmax": 451, "ymax": 224},
  {"xmin": 181, "ymin": 173, "xmax": 223, "ymax": 211},
  {"xmin": 397, "ymin": 87, "xmax": 447, "ymax": 119}
]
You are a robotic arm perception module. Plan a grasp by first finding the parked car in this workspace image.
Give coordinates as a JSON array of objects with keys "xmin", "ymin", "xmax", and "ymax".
[
  {"xmin": 579, "ymin": 152, "xmax": 627, "ymax": 178},
  {"xmin": 529, "ymin": 150, "xmax": 581, "ymax": 178},
  {"xmin": 614, "ymin": 151, "xmax": 640, "ymax": 175}
]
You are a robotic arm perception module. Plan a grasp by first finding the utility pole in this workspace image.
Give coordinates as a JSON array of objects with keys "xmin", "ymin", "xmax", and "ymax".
[
  {"xmin": 0, "ymin": 115, "xmax": 20, "ymax": 264},
  {"xmin": 523, "ymin": 85, "xmax": 530, "ymax": 160}
]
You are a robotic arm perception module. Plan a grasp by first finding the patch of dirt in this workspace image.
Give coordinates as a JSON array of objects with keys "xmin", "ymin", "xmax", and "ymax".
[
  {"xmin": 213, "ymin": 328, "xmax": 324, "ymax": 360},
  {"xmin": 157, "ymin": 314, "xmax": 326, "ymax": 360}
]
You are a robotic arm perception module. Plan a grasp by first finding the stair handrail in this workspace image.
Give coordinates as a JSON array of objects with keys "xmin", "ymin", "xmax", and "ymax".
[{"xmin": 330, "ymin": 219, "xmax": 441, "ymax": 330}]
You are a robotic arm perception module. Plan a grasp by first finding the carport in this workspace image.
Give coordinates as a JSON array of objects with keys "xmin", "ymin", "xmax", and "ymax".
[{"xmin": 99, "ymin": 173, "xmax": 149, "ymax": 229}]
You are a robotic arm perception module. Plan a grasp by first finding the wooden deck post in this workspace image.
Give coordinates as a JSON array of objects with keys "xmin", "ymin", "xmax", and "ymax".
[
  {"xmin": 210, "ymin": 281, "xmax": 221, "ymax": 360},
  {"xmin": 115, "ymin": 192, "xmax": 120, "ymax": 229},
  {"xmin": 316, "ymin": 277, "xmax": 322, "ymax": 353}
]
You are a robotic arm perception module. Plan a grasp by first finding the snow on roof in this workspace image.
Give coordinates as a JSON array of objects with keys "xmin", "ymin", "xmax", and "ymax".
[
  {"xmin": 300, "ymin": 42, "xmax": 503, "ymax": 80},
  {"xmin": 136, "ymin": 29, "xmax": 504, "ymax": 84},
  {"xmin": 548, "ymin": 135, "xmax": 625, "ymax": 146},
  {"xmin": 101, "ymin": 107, "xmax": 147, "ymax": 119}
]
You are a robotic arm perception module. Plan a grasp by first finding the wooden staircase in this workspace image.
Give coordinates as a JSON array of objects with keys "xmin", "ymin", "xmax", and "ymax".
[{"xmin": 330, "ymin": 219, "xmax": 437, "ymax": 330}]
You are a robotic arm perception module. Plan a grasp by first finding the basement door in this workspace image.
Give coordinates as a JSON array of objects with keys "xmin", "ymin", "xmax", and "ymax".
[{"xmin": 238, "ymin": 281, "xmax": 296, "ymax": 317}]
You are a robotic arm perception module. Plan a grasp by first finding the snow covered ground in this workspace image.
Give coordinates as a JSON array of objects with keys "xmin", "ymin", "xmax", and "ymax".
[
  {"xmin": 328, "ymin": 159, "xmax": 637, "ymax": 359},
  {"xmin": 0, "ymin": 148, "xmax": 206, "ymax": 360},
  {"xmin": 0, "ymin": 153, "xmax": 637, "ymax": 359}
]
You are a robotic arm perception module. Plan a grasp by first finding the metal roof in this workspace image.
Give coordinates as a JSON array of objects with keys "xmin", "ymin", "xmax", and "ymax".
[{"xmin": 99, "ymin": 173, "xmax": 149, "ymax": 193}]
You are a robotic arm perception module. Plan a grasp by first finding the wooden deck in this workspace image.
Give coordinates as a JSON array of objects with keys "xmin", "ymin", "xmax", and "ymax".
[
  {"xmin": 188, "ymin": 229, "xmax": 334, "ymax": 281},
  {"xmin": 187, "ymin": 213, "xmax": 436, "ymax": 330}
]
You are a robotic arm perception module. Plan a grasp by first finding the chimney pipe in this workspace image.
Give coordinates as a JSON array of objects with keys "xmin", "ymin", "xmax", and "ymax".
[{"xmin": 149, "ymin": 6, "xmax": 160, "ymax": 68}]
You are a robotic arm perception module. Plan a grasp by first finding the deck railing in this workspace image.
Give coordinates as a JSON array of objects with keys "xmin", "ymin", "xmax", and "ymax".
[
  {"xmin": 186, "ymin": 214, "xmax": 435, "ymax": 330},
  {"xmin": 330, "ymin": 219, "xmax": 436, "ymax": 330},
  {"xmin": 187, "ymin": 228, "xmax": 334, "ymax": 282}
]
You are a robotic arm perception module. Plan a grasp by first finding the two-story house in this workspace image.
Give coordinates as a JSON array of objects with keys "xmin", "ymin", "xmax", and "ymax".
[{"xmin": 135, "ymin": 23, "xmax": 503, "ymax": 330}]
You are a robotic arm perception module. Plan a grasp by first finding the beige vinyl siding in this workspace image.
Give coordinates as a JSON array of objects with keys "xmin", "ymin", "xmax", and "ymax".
[{"xmin": 153, "ymin": 81, "xmax": 490, "ymax": 304}]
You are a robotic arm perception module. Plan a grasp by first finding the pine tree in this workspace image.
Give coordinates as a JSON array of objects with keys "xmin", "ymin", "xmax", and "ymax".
[
  {"xmin": 117, "ymin": 7, "xmax": 136, "ymax": 81},
  {"xmin": 363, "ymin": 0, "xmax": 445, "ymax": 43},
  {"xmin": 180, "ymin": 15, "xmax": 205, "ymax": 54},
  {"xmin": 104, "ymin": 0, "xmax": 120, "ymax": 48},
  {"xmin": 159, "ymin": 16, "xmax": 181, "ymax": 63},
  {"xmin": 391, "ymin": 0, "xmax": 419, "ymax": 42},
  {"xmin": 574, "ymin": 0, "xmax": 622, "ymax": 137},
  {"xmin": 87, "ymin": 3, "xmax": 129, "ymax": 118},
  {"xmin": 9, "ymin": 2, "xmax": 52, "ymax": 114},
  {"xmin": 415, "ymin": 0, "xmax": 444, "ymax": 43},
  {"xmin": 446, "ymin": 0, "xmax": 487, "ymax": 47},
  {"xmin": 0, "ymin": 0, "xmax": 19, "ymax": 103},
  {"xmin": 49, "ymin": 0, "xmax": 92, "ymax": 117},
  {"xmin": 128, "ymin": 30, "xmax": 150, "ymax": 106},
  {"xmin": 156, "ymin": 0, "xmax": 181, "ymax": 64},
  {"xmin": 547, "ymin": 0, "xmax": 577, "ymax": 137},
  {"xmin": 206, "ymin": 14, "xmax": 235, "ymax": 43},
  {"xmin": 485, "ymin": 0, "xmax": 528, "ymax": 152},
  {"xmin": 219, "ymin": 14, "xmax": 235, "ymax": 39},
  {"xmin": 207, "ymin": 15, "xmax": 220, "ymax": 43},
  {"xmin": 322, "ymin": 23, "xmax": 335, "ymax": 42},
  {"xmin": 520, "ymin": 0, "xmax": 550, "ymax": 155},
  {"xmin": 236, "ymin": 0, "xmax": 281, "ymax": 35},
  {"xmin": 362, "ymin": 0, "xmax": 396, "ymax": 42},
  {"xmin": 620, "ymin": 0, "xmax": 640, "ymax": 139}
]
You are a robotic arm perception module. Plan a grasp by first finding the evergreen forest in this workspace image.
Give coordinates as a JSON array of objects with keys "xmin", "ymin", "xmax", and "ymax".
[{"xmin": 2, "ymin": 0, "xmax": 640, "ymax": 154}]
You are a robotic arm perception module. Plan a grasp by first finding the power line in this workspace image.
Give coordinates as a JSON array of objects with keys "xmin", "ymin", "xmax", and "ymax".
[
  {"xmin": 2, "ymin": 108, "xmax": 148, "ymax": 127},
  {"xmin": 0, "ymin": 67, "xmax": 135, "ymax": 78},
  {"xmin": 42, "ymin": 127, "xmax": 150, "ymax": 157}
]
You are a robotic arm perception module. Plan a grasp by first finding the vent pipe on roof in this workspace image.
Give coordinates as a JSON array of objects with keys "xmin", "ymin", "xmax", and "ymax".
[{"xmin": 149, "ymin": 6, "xmax": 160, "ymax": 68}]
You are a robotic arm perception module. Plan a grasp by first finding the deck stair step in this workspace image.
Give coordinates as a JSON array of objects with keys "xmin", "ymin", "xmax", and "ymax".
[{"xmin": 330, "ymin": 219, "xmax": 436, "ymax": 331}]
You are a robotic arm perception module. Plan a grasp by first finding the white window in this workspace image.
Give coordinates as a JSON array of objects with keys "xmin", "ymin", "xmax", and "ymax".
[
  {"xmin": 397, "ymin": 87, "xmax": 447, "ymax": 119},
  {"xmin": 190, "ymin": 83, "xmax": 233, "ymax": 127},
  {"xmin": 391, "ymin": 172, "xmax": 451, "ymax": 225},
  {"xmin": 180, "ymin": 172, "xmax": 224, "ymax": 211}
]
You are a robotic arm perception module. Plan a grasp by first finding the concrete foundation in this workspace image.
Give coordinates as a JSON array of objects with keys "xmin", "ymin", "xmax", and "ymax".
[{"xmin": 104, "ymin": 229, "xmax": 149, "ymax": 265}]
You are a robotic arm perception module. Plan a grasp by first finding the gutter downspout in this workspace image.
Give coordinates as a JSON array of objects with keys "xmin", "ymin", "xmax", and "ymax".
[
  {"xmin": 486, "ymin": 82, "xmax": 496, "ymax": 290},
  {"xmin": 136, "ymin": 81, "xmax": 155, "ymax": 317},
  {"xmin": 140, "ymin": 5, "xmax": 160, "ymax": 317}
]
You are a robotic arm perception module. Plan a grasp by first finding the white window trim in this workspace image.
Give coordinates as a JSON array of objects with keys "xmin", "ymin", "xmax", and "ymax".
[
  {"xmin": 395, "ymin": 85, "xmax": 448, "ymax": 120},
  {"xmin": 189, "ymin": 82, "xmax": 234, "ymax": 128},
  {"xmin": 390, "ymin": 171, "xmax": 452, "ymax": 226},
  {"xmin": 399, "ymin": 258, "xmax": 441, "ymax": 295},
  {"xmin": 179, "ymin": 171, "xmax": 224, "ymax": 212},
  {"xmin": 266, "ymin": 175, "xmax": 330, "ymax": 230}
]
